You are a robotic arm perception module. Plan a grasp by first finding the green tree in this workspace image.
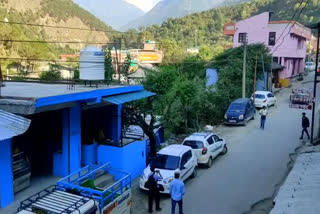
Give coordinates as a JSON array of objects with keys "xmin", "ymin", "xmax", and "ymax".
[
  {"xmin": 104, "ymin": 48, "xmax": 113, "ymax": 83},
  {"xmin": 122, "ymin": 53, "xmax": 131, "ymax": 84},
  {"xmin": 39, "ymin": 63, "xmax": 61, "ymax": 81},
  {"xmin": 159, "ymin": 39, "xmax": 185, "ymax": 64},
  {"xmin": 198, "ymin": 45, "xmax": 214, "ymax": 61}
]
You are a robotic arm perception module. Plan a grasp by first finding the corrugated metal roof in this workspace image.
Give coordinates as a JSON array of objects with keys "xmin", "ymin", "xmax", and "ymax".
[
  {"xmin": 103, "ymin": 90, "xmax": 155, "ymax": 105},
  {"xmin": 0, "ymin": 110, "xmax": 31, "ymax": 141}
]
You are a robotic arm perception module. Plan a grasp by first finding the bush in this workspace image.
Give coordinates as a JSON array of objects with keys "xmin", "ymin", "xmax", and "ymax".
[{"xmin": 39, "ymin": 71, "xmax": 61, "ymax": 81}]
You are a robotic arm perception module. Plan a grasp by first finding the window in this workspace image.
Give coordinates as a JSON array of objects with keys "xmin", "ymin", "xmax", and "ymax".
[
  {"xmin": 267, "ymin": 93, "xmax": 274, "ymax": 98},
  {"xmin": 238, "ymin": 33, "xmax": 247, "ymax": 43},
  {"xmin": 273, "ymin": 57, "xmax": 279, "ymax": 63},
  {"xmin": 269, "ymin": 32, "xmax": 276, "ymax": 46},
  {"xmin": 183, "ymin": 141, "xmax": 204, "ymax": 149},
  {"xmin": 255, "ymin": 94, "xmax": 266, "ymax": 99},
  {"xmin": 228, "ymin": 103, "xmax": 245, "ymax": 112},
  {"xmin": 181, "ymin": 151, "xmax": 192, "ymax": 167},
  {"xmin": 298, "ymin": 39, "xmax": 304, "ymax": 49},
  {"xmin": 213, "ymin": 135, "xmax": 220, "ymax": 142},
  {"xmin": 207, "ymin": 137, "xmax": 214, "ymax": 145},
  {"xmin": 185, "ymin": 151, "xmax": 192, "ymax": 162},
  {"xmin": 151, "ymin": 154, "xmax": 180, "ymax": 170}
]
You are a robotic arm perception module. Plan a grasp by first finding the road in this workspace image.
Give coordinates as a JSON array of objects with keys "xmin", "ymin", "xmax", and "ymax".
[{"xmin": 132, "ymin": 75, "xmax": 315, "ymax": 214}]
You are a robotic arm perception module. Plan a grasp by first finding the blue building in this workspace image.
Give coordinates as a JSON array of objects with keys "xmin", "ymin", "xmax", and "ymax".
[{"xmin": 0, "ymin": 82, "xmax": 155, "ymax": 208}]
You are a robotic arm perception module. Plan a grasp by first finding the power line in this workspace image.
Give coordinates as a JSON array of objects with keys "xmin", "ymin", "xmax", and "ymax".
[
  {"xmin": 272, "ymin": 0, "xmax": 305, "ymax": 46},
  {"xmin": 0, "ymin": 39, "xmax": 144, "ymax": 46},
  {"xmin": 0, "ymin": 20, "xmax": 124, "ymax": 34},
  {"xmin": 0, "ymin": 39, "xmax": 172, "ymax": 45},
  {"xmin": 271, "ymin": 0, "xmax": 310, "ymax": 54}
]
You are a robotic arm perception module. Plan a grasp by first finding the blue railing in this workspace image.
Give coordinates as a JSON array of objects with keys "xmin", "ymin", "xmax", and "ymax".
[{"xmin": 57, "ymin": 163, "xmax": 131, "ymax": 213}]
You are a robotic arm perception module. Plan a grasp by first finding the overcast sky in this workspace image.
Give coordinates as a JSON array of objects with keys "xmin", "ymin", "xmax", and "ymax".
[{"xmin": 126, "ymin": 0, "xmax": 161, "ymax": 12}]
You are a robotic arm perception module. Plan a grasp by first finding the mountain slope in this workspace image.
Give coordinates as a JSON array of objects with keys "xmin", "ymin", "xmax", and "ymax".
[
  {"xmin": 121, "ymin": 0, "xmax": 249, "ymax": 30},
  {"xmin": 122, "ymin": 0, "xmax": 320, "ymax": 49},
  {"xmin": 74, "ymin": 0, "xmax": 145, "ymax": 30},
  {"xmin": 0, "ymin": 0, "xmax": 113, "ymax": 59}
]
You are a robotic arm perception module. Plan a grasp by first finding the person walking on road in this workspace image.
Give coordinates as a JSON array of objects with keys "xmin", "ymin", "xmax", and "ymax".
[
  {"xmin": 170, "ymin": 172, "xmax": 185, "ymax": 214},
  {"xmin": 300, "ymin": 112, "xmax": 310, "ymax": 140},
  {"xmin": 259, "ymin": 106, "xmax": 268, "ymax": 130},
  {"xmin": 147, "ymin": 166, "xmax": 162, "ymax": 213}
]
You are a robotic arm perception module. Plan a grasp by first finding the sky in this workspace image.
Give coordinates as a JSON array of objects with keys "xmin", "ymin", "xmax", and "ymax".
[{"xmin": 126, "ymin": 0, "xmax": 161, "ymax": 12}]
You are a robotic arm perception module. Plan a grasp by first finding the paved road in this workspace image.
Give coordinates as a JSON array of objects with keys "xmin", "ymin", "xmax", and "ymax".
[{"xmin": 132, "ymin": 76, "xmax": 315, "ymax": 214}]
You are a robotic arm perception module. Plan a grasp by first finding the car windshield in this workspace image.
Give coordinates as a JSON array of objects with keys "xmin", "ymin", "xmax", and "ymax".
[
  {"xmin": 228, "ymin": 103, "xmax": 245, "ymax": 112},
  {"xmin": 306, "ymin": 62, "xmax": 314, "ymax": 66},
  {"xmin": 183, "ymin": 140, "xmax": 204, "ymax": 149},
  {"xmin": 255, "ymin": 94, "xmax": 266, "ymax": 99},
  {"xmin": 151, "ymin": 154, "xmax": 180, "ymax": 170}
]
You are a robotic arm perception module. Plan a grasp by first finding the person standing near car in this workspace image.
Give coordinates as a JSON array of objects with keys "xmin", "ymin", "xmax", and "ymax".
[
  {"xmin": 259, "ymin": 106, "xmax": 268, "ymax": 130},
  {"xmin": 170, "ymin": 172, "xmax": 185, "ymax": 214},
  {"xmin": 300, "ymin": 112, "xmax": 310, "ymax": 140},
  {"xmin": 147, "ymin": 166, "xmax": 162, "ymax": 213}
]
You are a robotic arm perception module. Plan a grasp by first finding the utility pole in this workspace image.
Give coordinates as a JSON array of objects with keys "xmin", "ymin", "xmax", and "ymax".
[
  {"xmin": 253, "ymin": 55, "xmax": 258, "ymax": 102},
  {"xmin": 261, "ymin": 54, "xmax": 266, "ymax": 90},
  {"xmin": 242, "ymin": 38, "xmax": 247, "ymax": 98},
  {"xmin": 310, "ymin": 22, "xmax": 320, "ymax": 145},
  {"xmin": 0, "ymin": 58, "xmax": 2, "ymax": 97}
]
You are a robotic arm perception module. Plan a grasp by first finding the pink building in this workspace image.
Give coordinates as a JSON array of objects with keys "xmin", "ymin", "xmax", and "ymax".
[{"xmin": 224, "ymin": 12, "xmax": 312, "ymax": 82}]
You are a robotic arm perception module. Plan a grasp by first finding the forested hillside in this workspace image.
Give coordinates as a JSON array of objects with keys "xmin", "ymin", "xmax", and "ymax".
[
  {"xmin": 121, "ymin": 0, "xmax": 249, "ymax": 30},
  {"xmin": 0, "ymin": 0, "xmax": 113, "ymax": 60},
  {"xmin": 123, "ymin": 0, "xmax": 320, "ymax": 60}
]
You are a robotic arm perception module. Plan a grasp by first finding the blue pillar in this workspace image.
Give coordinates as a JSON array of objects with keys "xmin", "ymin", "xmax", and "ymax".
[
  {"xmin": 112, "ymin": 104, "xmax": 122, "ymax": 143},
  {"xmin": 53, "ymin": 104, "xmax": 81, "ymax": 176},
  {"xmin": 0, "ymin": 139, "xmax": 14, "ymax": 208},
  {"xmin": 69, "ymin": 103, "xmax": 82, "ymax": 173}
]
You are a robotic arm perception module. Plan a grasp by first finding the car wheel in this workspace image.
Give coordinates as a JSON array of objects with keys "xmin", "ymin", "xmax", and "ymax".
[
  {"xmin": 191, "ymin": 166, "xmax": 197, "ymax": 178},
  {"xmin": 221, "ymin": 145, "xmax": 228, "ymax": 155},
  {"xmin": 206, "ymin": 157, "xmax": 213, "ymax": 168}
]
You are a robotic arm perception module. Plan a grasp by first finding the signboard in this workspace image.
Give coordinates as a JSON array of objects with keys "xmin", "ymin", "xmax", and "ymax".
[
  {"xmin": 289, "ymin": 88, "xmax": 314, "ymax": 110},
  {"xmin": 138, "ymin": 51, "xmax": 163, "ymax": 64}
]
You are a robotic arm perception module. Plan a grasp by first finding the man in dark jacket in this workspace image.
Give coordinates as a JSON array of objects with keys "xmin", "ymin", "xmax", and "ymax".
[
  {"xmin": 300, "ymin": 112, "xmax": 310, "ymax": 140},
  {"xmin": 147, "ymin": 166, "xmax": 162, "ymax": 213}
]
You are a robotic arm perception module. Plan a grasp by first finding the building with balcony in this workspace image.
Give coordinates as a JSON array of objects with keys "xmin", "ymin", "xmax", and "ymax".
[{"xmin": 224, "ymin": 12, "xmax": 312, "ymax": 83}]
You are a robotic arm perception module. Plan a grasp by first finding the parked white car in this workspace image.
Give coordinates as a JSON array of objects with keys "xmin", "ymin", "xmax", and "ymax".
[
  {"xmin": 305, "ymin": 62, "xmax": 315, "ymax": 72},
  {"xmin": 252, "ymin": 91, "xmax": 276, "ymax": 108},
  {"xmin": 139, "ymin": 145, "xmax": 198, "ymax": 194},
  {"xmin": 182, "ymin": 132, "xmax": 227, "ymax": 168}
]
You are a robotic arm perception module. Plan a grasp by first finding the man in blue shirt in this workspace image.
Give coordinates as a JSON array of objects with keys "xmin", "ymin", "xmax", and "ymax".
[{"xmin": 170, "ymin": 172, "xmax": 185, "ymax": 214}]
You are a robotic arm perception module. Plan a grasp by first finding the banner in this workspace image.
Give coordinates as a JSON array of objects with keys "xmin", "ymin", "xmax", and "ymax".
[{"xmin": 289, "ymin": 88, "xmax": 314, "ymax": 110}]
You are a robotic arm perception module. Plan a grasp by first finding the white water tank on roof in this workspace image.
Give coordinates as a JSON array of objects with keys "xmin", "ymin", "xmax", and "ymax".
[{"xmin": 79, "ymin": 46, "xmax": 105, "ymax": 80}]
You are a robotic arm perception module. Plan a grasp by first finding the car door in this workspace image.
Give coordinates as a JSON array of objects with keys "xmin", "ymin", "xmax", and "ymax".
[
  {"xmin": 212, "ymin": 135, "xmax": 224, "ymax": 157},
  {"xmin": 180, "ymin": 150, "xmax": 193, "ymax": 181},
  {"xmin": 269, "ymin": 93, "xmax": 276, "ymax": 104},
  {"xmin": 245, "ymin": 103, "xmax": 252, "ymax": 120},
  {"xmin": 249, "ymin": 100, "xmax": 255, "ymax": 117},
  {"xmin": 207, "ymin": 136, "xmax": 218, "ymax": 158}
]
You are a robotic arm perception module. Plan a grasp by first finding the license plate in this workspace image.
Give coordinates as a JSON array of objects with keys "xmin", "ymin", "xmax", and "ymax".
[{"xmin": 229, "ymin": 120, "xmax": 236, "ymax": 123}]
